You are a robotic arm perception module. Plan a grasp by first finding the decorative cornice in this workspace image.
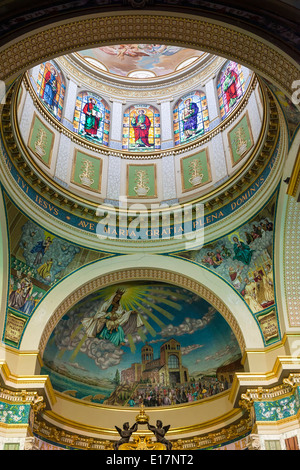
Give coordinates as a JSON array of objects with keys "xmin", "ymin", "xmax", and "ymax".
[
  {"xmin": 31, "ymin": 409, "xmax": 251, "ymax": 450},
  {"xmin": 23, "ymin": 70, "xmax": 257, "ymax": 160},
  {"xmin": 0, "ymin": 13, "xmax": 298, "ymax": 100},
  {"xmin": 38, "ymin": 267, "xmax": 246, "ymax": 356}
]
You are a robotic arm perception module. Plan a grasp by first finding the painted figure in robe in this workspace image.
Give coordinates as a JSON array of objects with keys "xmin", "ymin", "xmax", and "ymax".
[
  {"xmin": 131, "ymin": 109, "xmax": 152, "ymax": 147},
  {"xmin": 181, "ymin": 98, "xmax": 199, "ymax": 139},
  {"xmin": 81, "ymin": 289, "xmax": 143, "ymax": 347},
  {"xmin": 42, "ymin": 65, "xmax": 58, "ymax": 109},
  {"xmin": 83, "ymin": 97, "xmax": 102, "ymax": 137}
]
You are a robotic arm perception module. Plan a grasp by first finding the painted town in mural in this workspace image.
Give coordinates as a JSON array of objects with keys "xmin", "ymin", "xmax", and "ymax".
[{"xmin": 41, "ymin": 281, "xmax": 243, "ymax": 407}]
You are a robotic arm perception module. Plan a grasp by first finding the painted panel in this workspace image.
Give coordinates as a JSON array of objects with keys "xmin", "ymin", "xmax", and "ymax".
[
  {"xmin": 28, "ymin": 113, "xmax": 55, "ymax": 167},
  {"xmin": 71, "ymin": 150, "xmax": 102, "ymax": 193},
  {"xmin": 228, "ymin": 112, "xmax": 254, "ymax": 166},
  {"xmin": 127, "ymin": 164, "xmax": 157, "ymax": 198},
  {"xmin": 180, "ymin": 148, "xmax": 211, "ymax": 191}
]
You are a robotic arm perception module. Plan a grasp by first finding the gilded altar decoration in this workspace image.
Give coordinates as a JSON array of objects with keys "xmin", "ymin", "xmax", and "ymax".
[
  {"xmin": 134, "ymin": 169, "xmax": 150, "ymax": 196},
  {"xmin": 188, "ymin": 158, "xmax": 203, "ymax": 187},
  {"xmin": 119, "ymin": 435, "xmax": 166, "ymax": 450},
  {"xmin": 135, "ymin": 404, "xmax": 149, "ymax": 424},
  {"xmin": 79, "ymin": 159, "xmax": 95, "ymax": 187}
]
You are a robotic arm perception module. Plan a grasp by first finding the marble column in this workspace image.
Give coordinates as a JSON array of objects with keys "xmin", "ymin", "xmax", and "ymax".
[
  {"xmin": 109, "ymin": 98, "xmax": 125, "ymax": 150},
  {"xmin": 157, "ymin": 97, "xmax": 174, "ymax": 150},
  {"xmin": 205, "ymin": 78, "xmax": 220, "ymax": 130},
  {"xmin": 62, "ymin": 78, "xmax": 78, "ymax": 132},
  {"xmin": 105, "ymin": 155, "xmax": 121, "ymax": 203}
]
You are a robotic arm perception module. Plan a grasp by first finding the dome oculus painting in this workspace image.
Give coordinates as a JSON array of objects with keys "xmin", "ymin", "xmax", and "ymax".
[
  {"xmin": 42, "ymin": 282, "xmax": 243, "ymax": 407},
  {"xmin": 76, "ymin": 45, "xmax": 205, "ymax": 79}
]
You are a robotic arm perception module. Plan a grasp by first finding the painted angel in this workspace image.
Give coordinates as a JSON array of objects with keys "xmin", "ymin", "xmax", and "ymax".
[{"xmin": 81, "ymin": 289, "xmax": 143, "ymax": 347}]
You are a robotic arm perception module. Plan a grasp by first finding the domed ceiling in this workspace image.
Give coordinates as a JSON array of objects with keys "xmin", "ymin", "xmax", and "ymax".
[
  {"xmin": 41, "ymin": 281, "xmax": 243, "ymax": 407},
  {"xmin": 75, "ymin": 45, "xmax": 205, "ymax": 79}
]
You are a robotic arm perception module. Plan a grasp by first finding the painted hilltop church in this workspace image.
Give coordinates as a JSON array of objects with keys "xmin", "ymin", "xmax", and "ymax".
[{"xmin": 121, "ymin": 339, "xmax": 189, "ymax": 386}]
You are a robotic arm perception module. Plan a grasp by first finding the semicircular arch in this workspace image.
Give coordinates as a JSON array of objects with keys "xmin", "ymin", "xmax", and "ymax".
[{"xmin": 19, "ymin": 254, "xmax": 265, "ymax": 357}]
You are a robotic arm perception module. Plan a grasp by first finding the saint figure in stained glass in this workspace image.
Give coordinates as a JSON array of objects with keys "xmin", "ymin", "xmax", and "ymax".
[
  {"xmin": 181, "ymin": 98, "xmax": 199, "ymax": 139},
  {"xmin": 131, "ymin": 109, "xmax": 152, "ymax": 147},
  {"xmin": 82, "ymin": 97, "xmax": 103, "ymax": 137},
  {"xmin": 173, "ymin": 91, "xmax": 209, "ymax": 146},
  {"xmin": 122, "ymin": 105, "xmax": 160, "ymax": 151},
  {"xmin": 36, "ymin": 61, "xmax": 65, "ymax": 121},
  {"xmin": 217, "ymin": 61, "xmax": 245, "ymax": 119},
  {"xmin": 73, "ymin": 92, "xmax": 110, "ymax": 145}
]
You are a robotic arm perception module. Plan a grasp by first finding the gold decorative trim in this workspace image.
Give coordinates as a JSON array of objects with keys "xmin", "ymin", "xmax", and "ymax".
[
  {"xmin": 5, "ymin": 74, "xmax": 277, "ymax": 220},
  {"xmin": 0, "ymin": 13, "xmax": 298, "ymax": 99},
  {"xmin": 31, "ymin": 407, "xmax": 250, "ymax": 449},
  {"xmin": 38, "ymin": 267, "xmax": 246, "ymax": 356},
  {"xmin": 23, "ymin": 71, "xmax": 258, "ymax": 160}
]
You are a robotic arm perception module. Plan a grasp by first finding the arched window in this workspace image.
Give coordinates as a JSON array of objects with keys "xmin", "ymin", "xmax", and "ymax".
[
  {"xmin": 168, "ymin": 355, "xmax": 179, "ymax": 369},
  {"xmin": 73, "ymin": 92, "xmax": 110, "ymax": 146},
  {"xmin": 122, "ymin": 105, "xmax": 160, "ymax": 151},
  {"xmin": 36, "ymin": 61, "xmax": 66, "ymax": 121},
  {"xmin": 173, "ymin": 91, "xmax": 209, "ymax": 146},
  {"xmin": 217, "ymin": 61, "xmax": 245, "ymax": 119}
]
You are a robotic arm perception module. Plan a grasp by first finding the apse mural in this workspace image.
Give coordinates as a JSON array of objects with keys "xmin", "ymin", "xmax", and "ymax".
[
  {"xmin": 217, "ymin": 61, "xmax": 245, "ymax": 119},
  {"xmin": 77, "ymin": 45, "xmax": 204, "ymax": 78},
  {"xmin": 173, "ymin": 91, "xmax": 209, "ymax": 145},
  {"xmin": 122, "ymin": 105, "xmax": 160, "ymax": 151},
  {"xmin": 73, "ymin": 92, "xmax": 110, "ymax": 146},
  {"xmin": 36, "ymin": 60, "xmax": 66, "ymax": 121},
  {"xmin": 175, "ymin": 192, "xmax": 279, "ymax": 344},
  {"xmin": 3, "ymin": 195, "xmax": 108, "ymax": 347},
  {"xmin": 41, "ymin": 282, "xmax": 243, "ymax": 407}
]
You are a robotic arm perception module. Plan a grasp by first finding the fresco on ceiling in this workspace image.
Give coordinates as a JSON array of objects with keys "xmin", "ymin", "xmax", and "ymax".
[
  {"xmin": 36, "ymin": 60, "xmax": 66, "ymax": 122},
  {"xmin": 3, "ymin": 195, "xmax": 108, "ymax": 346},
  {"xmin": 175, "ymin": 193, "xmax": 278, "ymax": 343},
  {"xmin": 73, "ymin": 92, "xmax": 110, "ymax": 146},
  {"xmin": 122, "ymin": 105, "xmax": 160, "ymax": 151},
  {"xmin": 217, "ymin": 61, "xmax": 245, "ymax": 120},
  {"xmin": 173, "ymin": 91, "xmax": 210, "ymax": 146},
  {"xmin": 77, "ymin": 45, "xmax": 204, "ymax": 78},
  {"xmin": 41, "ymin": 281, "xmax": 243, "ymax": 407}
]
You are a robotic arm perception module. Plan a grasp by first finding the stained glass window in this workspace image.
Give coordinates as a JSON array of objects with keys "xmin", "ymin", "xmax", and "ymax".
[
  {"xmin": 217, "ymin": 61, "xmax": 245, "ymax": 119},
  {"xmin": 36, "ymin": 61, "xmax": 66, "ymax": 121},
  {"xmin": 73, "ymin": 92, "xmax": 110, "ymax": 146},
  {"xmin": 173, "ymin": 91, "xmax": 209, "ymax": 146},
  {"xmin": 122, "ymin": 105, "xmax": 160, "ymax": 151}
]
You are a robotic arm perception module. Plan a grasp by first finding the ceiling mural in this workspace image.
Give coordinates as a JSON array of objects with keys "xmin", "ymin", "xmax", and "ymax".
[
  {"xmin": 175, "ymin": 191, "xmax": 280, "ymax": 346},
  {"xmin": 2, "ymin": 193, "xmax": 111, "ymax": 348},
  {"xmin": 41, "ymin": 281, "xmax": 243, "ymax": 407},
  {"xmin": 76, "ymin": 45, "xmax": 205, "ymax": 78}
]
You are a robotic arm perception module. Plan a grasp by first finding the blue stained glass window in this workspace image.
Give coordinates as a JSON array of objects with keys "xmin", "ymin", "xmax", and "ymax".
[
  {"xmin": 173, "ymin": 91, "xmax": 209, "ymax": 146},
  {"xmin": 36, "ymin": 60, "xmax": 66, "ymax": 122}
]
